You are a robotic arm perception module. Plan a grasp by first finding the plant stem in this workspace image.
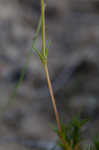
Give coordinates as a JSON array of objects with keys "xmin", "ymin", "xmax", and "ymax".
[
  {"xmin": 40, "ymin": 0, "xmax": 70, "ymax": 149},
  {"xmin": 40, "ymin": 0, "xmax": 61, "ymax": 133},
  {"xmin": 41, "ymin": 0, "xmax": 46, "ymax": 57},
  {"xmin": 43, "ymin": 64, "xmax": 71, "ymax": 150},
  {"xmin": 43, "ymin": 63, "xmax": 62, "ymax": 132}
]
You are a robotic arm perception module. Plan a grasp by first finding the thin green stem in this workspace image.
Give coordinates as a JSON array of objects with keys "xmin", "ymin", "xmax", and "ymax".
[
  {"xmin": 0, "ymin": 17, "xmax": 41, "ymax": 117},
  {"xmin": 41, "ymin": 0, "xmax": 46, "ymax": 57}
]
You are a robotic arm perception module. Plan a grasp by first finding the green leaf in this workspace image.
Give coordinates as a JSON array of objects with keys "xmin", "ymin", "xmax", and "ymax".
[
  {"xmin": 5, "ymin": 16, "xmax": 42, "ymax": 117},
  {"xmin": 79, "ymin": 119, "xmax": 89, "ymax": 127},
  {"xmin": 32, "ymin": 17, "xmax": 41, "ymax": 44},
  {"xmin": 32, "ymin": 47, "xmax": 43, "ymax": 61}
]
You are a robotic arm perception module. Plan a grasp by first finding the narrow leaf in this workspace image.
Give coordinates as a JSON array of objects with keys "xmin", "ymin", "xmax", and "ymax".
[{"xmin": 32, "ymin": 47, "xmax": 43, "ymax": 61}]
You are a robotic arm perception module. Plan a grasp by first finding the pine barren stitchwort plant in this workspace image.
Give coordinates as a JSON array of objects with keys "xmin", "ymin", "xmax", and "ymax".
[
  {"xmin": 5, "ymin": 0, "xmax": 99, "ymax": 149},
  {"xmin": 32, "ymin": 0, "xmax": 70, "ymax": 150},
  {"xmin": 32, "ymin": 0, "xmax": 80, "ymax": 150},
  {"xmin": 32, "ymin": 1, "xmax": 99, "ymax": 150},
  {"xmin": 34, "ymin": 0, "xmax": 62, "ymax": 132},
  {"xmin": 0, "ymin": 0, "xmax": 97, "ymax": 149}
]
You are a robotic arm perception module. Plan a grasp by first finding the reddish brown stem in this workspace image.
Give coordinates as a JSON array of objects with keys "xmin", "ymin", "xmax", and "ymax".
[
  {"xmin": 43, "ymin": 63, "xmax": 61, "ymax": 132},
  {"xmin": 43, "ymin": 63, "xmax": 71, "ymax": 150}
]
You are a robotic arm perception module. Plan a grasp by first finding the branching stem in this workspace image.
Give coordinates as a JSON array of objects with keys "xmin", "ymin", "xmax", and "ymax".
[
  {"xmin": 40, "ymin": 0, "xmax": 61, "ymax": 133},
  {"xmin": 40, "ymin": 0, "xmax": 70, "ymax": 149}
]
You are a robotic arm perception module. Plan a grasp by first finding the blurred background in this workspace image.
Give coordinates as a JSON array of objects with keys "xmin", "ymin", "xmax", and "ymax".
[{"xmin": 0, "ymin": 0, "xmax": 99, "ymax": 149}]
